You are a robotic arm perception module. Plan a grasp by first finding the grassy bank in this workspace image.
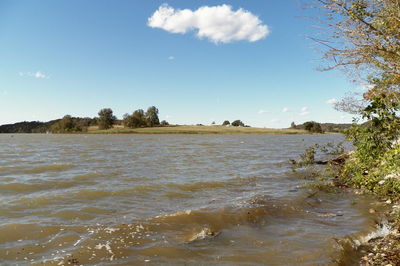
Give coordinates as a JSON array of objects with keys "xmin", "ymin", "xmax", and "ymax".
[{"xmin": 87, "ymin": 125, "xmax": 309, "ymax": 135}]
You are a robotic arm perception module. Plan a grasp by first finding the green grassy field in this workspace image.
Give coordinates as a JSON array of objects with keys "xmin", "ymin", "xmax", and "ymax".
[{"xmin": 87, "ymin": 125, "xmax": 310, "ymax": 134}]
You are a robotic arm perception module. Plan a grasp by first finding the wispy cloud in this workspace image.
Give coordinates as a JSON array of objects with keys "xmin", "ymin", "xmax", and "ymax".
[
  {"xmin": 356, "ymin": 83, "xmax": 373, "ymax": 91},
  {"xmin": 168, "ymin": 56, "xmax": 175, "ymax": 60},
  {"xmin": 282, "ymin": 107, "xmax": 290, "ymax": 113},
  {"xmin": 19, "ymin": 71, "xmax": 49, "ymax": 79},
  {"xmin": 257, "ymin": 109, "xmax": 269, "ymax": 114},
  {"xmin": 148, "ymin": 4, "xmax": 269, "ymax": 43},
  {"xmin": 326, "ymin": 98, "xmax": 338, "ymax": 105},
  {"xmin": 299, "ymin": 106, "xmax": 309, "ymax": 116}
]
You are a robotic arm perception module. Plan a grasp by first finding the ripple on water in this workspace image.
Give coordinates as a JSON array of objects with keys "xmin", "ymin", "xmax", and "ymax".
[
  {"xmin": 14, "ymin": 192, "xmax": 370, "ymax": 265},
  {"xmin": 0, "ymin": 134, "xmax": 376, "ymax": 265},
  {"xmin": 0, "ymin": 180, "xmax": 83, "ymax": 194},
  {"xmin": 22, "ymin": 164, "xmax": 75, "ymax": 174}
]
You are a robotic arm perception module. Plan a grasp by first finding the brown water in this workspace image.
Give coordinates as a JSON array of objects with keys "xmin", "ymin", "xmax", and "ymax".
[{"xmin": 0, "ymin": 134, "xmax": 378, "ymax": 265}]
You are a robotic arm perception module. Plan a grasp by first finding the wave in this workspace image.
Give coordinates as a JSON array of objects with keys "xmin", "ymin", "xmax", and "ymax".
[
  {"xmin": 333, "ymin": 220, "xmax": 392, "ymax": 265},
  {"xmin": 0, "ymin": 180, "xmax": 80, "ymax": 194},
  {"xmin": 4, "ymin": 192, "xmax": 372, "ymax": 265},
  {"xmin": 22, "ymin": 195, "xmax": 314, "ymax": 264},
  {"xmin": 0, "ymin": 164, "xmax": 74, "ymax": 175}
]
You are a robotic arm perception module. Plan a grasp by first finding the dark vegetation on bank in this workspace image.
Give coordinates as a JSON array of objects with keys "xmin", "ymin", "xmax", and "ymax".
[
  {"xmin": 0, "ymin": 106, "xmax": 167, "ymax": 133},
  {"xmin": 0, "ymin": 118, "xmax": 351, "ymax": 134},
  {"xmin": 290, "ymin": 121, "xmax": 352, "ymax": 133},
  {"xmin": 1, "ymin": 108, "xmax": 350, "ymax": 134}
]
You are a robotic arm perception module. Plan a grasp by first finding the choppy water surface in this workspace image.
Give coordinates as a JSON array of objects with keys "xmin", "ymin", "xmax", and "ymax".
[{"xmin": 0, "ymin": 134, "xmax": 378, "ymax": 265}]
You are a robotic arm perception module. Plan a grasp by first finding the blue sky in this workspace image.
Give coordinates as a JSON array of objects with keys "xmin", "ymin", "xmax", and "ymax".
[{"xmin": 0, "ymin": 0, "xmax": 360, "ymax": 128}]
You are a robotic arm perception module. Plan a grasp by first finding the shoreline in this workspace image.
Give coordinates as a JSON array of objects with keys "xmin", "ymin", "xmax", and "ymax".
[
  {"xmin": 332, "ymin": 167, "xmax": 400, "ymax": 264},
  {"xmin": 3, "ymin": 125, "xmax": 340, "ymax": 135},
  {"xmin": 86, "ymin": 125, "xmax": 311, "ymax": 135},
  {"xmin": 296, "ymin": 150, "xmax": 400, "ymax": 264},
  {"xmin": 1, "ymin": 131, "xmax": 338, "ymax": 135},
  {"xmin": 356, "ymin": 197, "xmax": 400, "ymax": 265}
]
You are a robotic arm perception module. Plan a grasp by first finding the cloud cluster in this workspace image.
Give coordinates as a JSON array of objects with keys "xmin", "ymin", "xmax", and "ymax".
[
  {"xmin": 299, "ymin": 106, "xmax": 309, "ymax": 116},
  {"xmin": 19, "ymin": 71, "xmax": 49, "ymax": 79},
  {"xmin": 326, "ymin": 98, "xmax": 338, "ymax": 105},
  {"xmin": 148, "ymin": 4, "xmax": 269, "ymax": 43},
  {"xmin": 281, "ymin": 106, "xmax": 310, "ymax": 116},
  {"xmin": 258, "ymin": 109, "xmax": 269, "ymax": 114}
]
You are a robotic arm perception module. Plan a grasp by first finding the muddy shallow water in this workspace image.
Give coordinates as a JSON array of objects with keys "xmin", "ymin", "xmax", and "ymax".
[{"xmin": 0, "ymin": 134, "xmax": 378, "ymax": 265}]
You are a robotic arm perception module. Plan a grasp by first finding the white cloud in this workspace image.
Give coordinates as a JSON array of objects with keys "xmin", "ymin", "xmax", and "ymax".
[
  {"xmin": 326, "ymin": 98, "xmax": 338, "ymax": 105},
  {"xmin": 32, "ymin": 71, "xmax": 47, "ymax": 78},
  {"xmin": 299, "ymin": 106, "xmax": 309, "ymax": 116},
  {"xmin": 258, "ymin": 109, "xmax": 269, "ymax": 114},
  {"xmin": 168, "ymin": 56, "xmax": 175, "ymax": 60},
  {"xmin": 19, "ymin": 71, "xmax": 49, "ymax": 79},
  {"xmin": 356, "ymin": 83, "xmax": 373, "ymax": 91},
  {"xmin": 282, "ymin": 107, "xmax": 290, "ymax": 113},
  {"xmin": 148, "ymin": 4, "xmax": 269, "ymax": 43}
]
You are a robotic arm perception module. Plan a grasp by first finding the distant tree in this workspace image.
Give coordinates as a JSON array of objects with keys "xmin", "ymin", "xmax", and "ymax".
[
  {"xmin": 211, "ymin": 121, "xmax": 216, "ymax": 125},
  {"xmin": 304, "ymin": 121, "xmax": 324, "ymax": 133},
  {"xmin": 160, "ymin": 120, "xmax": 169, "ymax": 126},
  {"xmin": 290, "ymin": 122, "xmax": 296, "ymax": 129},
  {"xmin": 145, "ymin": 106, "xmax": 160, "ymax": 127},
  {"xmin": 312, "ymin": 123, "xmax": 323, "ymax": 133},
  {"xmin": 59, "ymin": 115, "xmax": 74, "ymax": 132},
  {"xmin": 97, "ymin": 108, "xmax": 116, "ymax": 130},
  {"xmin": 123, "ymin": 109, "xmax": 147, "ymax": 128},
  {"xmin": 304, "ymin": 121, "xmax": 314, "ymax": 131},
  {"xmin": 231, "ymin": 120, "xmax": 244, "ymax": 127},
  {"xmin": 222, "ymin": 120, "xmax": 230, "ymax": 126},
  {"xmin": 122, "ymin": 113, "xmax": 133, "ymax": 128},
  {"xmin": 132, "ymin": 109, "xmax": 146, "ymax": 127},
  {"xmin": 50, "ymin": 115, "xmax": 86, "ymax": 133}
]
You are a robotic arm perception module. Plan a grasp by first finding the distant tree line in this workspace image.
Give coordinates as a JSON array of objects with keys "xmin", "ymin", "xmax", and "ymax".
[
  {"xmin": 290, "ymin": 121, "xmax": 352, "ymax": 133},
  {"xmin": 221, "ymin": 120, "xmax": 249, "ymax": 127},
  {"xmin": 0, "ymin": 106, "xmax": 168, "ymax": 133},
  {"xmin": 122, "ymin": 106, "xmax": 168, "ymax": 129},
  {"xmin": 0, "ymin": 121, "xmax": 55, "ymax": 133},
  {"xmin": 51, "ymin": 116, "xmax": 96, "ymax": 133}
]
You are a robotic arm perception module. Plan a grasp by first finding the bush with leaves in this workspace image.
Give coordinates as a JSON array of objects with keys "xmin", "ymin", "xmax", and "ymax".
[
  {"xmin": 304, "ymin": 121, "xmax": 324, "ymax": 133},
  {"xmin": 344, "ymin": 96, "xmax": 400, "ymax": 167},
  {"xmin": 231, "ymin": 120, "xmax": 244, "ymax": 127},
  {"xmin": 50, "ymin": 115, "xmax": 88, "ymax": 133},
  {"xmin": 97, "ymin": 108, "xmax": 116, "ymax": 130}
]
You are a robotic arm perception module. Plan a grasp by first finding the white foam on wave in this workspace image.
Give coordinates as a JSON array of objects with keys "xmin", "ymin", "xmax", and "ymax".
[
  {"xmin": 353, "ymin": 220, "xmax": 391, "ymax": 247},
  {"xmin": 154, "ymin": 209, "xmax": 192, "ymax": 218}
]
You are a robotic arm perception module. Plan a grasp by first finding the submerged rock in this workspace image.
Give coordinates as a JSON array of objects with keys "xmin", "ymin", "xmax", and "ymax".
[{"xmin": 185, "ymin": 228, "xmax": 221, "ymax": 244}]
